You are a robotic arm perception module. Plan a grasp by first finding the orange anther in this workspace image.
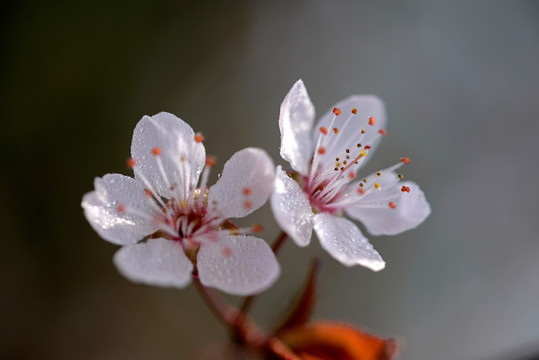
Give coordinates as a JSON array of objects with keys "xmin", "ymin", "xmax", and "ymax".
[
  {"xmin": 151, "ymin": 147, "xmax": 162, "ymax": 156},
  {"xmin": 400, "ymin": 157, "xmax": 410, "ymax": 165},
  {"xmin": 364, "ymin": 145, "xmax": 371, "ymax": 150},
  {"xmin": 205, "ymin": 156, "xmax": 216, "ymax": 167},
  {"xmin": 333, "ymin": 107, "xmax": 341, "ymax": 116},
  {"xmin": 242, "ymin": 187, "xmax": 252, "ymax": 196},
  {"xmin": 378, "ymin": 129, "xmax": 387, "ymax": 136},
  {"xmin": 357, "ymin": 188, "xmax": 365, "ymax": 195},
  {"xmin": 401, "ymin": 185, "xmax": 411, "ymax": 193},
  {"xmin": 194, "ymin": 133, "xmax": 204, "ymax": 143},
  {"xmin": 368, "ymin": 117, "xmax": 376, "ymax": 126},
  {"xmin": 351, "ymin": 108, "xmax": 358, "ymax": 114},
  {"xmin": 333, "ymin": 127, "xmax": 339, "ymax": 134},
  {"xmin": 320, "ymin": 126, "xmax": 328, "ymax": 135},
  {"xmin": 389, "ymin": 202, "xmax": 397, "ymax": 209},
  {"xmin": 317, "ymin": 147, "xmax": 326, "ymax": 155},
  {"xmin": 251, "ymin": 224, "xmax": 263, "ymax": 233},
  {"xmin": 126, "ymin": 158, "xmax": 136, "ymax": 168}
]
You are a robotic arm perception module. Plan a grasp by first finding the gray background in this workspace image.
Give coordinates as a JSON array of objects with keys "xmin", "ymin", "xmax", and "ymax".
[{"xmin": 2, "ymin": 1, "xmax": 539, "ymax": 359}]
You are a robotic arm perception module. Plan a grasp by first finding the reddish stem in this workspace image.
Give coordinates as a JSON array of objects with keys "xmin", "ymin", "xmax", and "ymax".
[
  {"xmin": 193, "ymin": 275, "xmax": 234, "ymax": 329},
  {"xmin": 237, "ymin": 232, "xmax": 289, "ymax": 319},
  {"xmin": 193, "ymin": 232, "xmax": 289, "ymax": 348}
]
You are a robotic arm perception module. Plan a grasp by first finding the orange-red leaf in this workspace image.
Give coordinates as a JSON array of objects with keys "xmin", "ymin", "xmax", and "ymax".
[{"xmin": 276, "ymin": 321, "xmax": 397, "ymax": 360}]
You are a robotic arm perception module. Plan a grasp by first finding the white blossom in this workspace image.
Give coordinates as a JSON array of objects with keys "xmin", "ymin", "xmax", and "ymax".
[
  {"xmin": 83, "ymin": 112, "xmax": 279, "ymax": 295},
  {"xmin": 271, "ymin": 80, "xmax": 431, "ymax": 271}
]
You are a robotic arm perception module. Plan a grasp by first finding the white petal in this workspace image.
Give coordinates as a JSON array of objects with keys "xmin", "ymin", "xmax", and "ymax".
[
  {"xmin": 197, "ymin": 235, "xmax": 280, "ymax": 296},
  {"xmin": 131, "ymin": 112, "xmax": 205, "ymax": 198},
  {"xmin": 113, "ymin": 238, "xmax": 193, "ymax": 288},
  {"xmin": 279, "ymin": 79, "xmax": 315, "ymax": 175},
  {"xmin": 347, "ymin": 181, "xmax": 431, "ymax": 236},
  {"xmin": 270, "ymin": 166, "xmax": 314, "ymax": 247},
  {"xmin": 208, "ymin": 148, "xmax": 275, "ymax": 218},
  {"xmin": 314, "ymin": 95, "xmax": 386, "ymax": 171},
  {"xmin": 82, "ymin": 174, "xmax": 159, "ymax": 245},
  {"xmin": 313, "ymin": 213, "xmax": 385, "ymax": 271}
]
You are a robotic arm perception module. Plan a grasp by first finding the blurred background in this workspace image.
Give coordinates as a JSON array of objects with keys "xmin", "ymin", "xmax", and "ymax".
[{"xmin": 2, "ymin": 1, "xmax": 539, "ymax": 359}]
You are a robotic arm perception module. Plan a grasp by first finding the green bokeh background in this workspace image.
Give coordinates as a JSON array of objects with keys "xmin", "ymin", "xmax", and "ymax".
[{"xmin": 2, "ymin": 1, "xmax": 539, "ymax": 359}]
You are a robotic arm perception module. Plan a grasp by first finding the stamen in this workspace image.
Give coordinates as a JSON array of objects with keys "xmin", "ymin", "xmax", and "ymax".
[
  {"xmin": 194, "ymin": 133, "xmax": 205, "ymax": 143},
  {"xmin": 351, "ymin": 108, "xmax": 358, "ymax": 114},
  {"xmin": 251, "ymin": 224, "xmax": 263, "ymax": 233},
  {"xmin": 368, "ymin": 117, "xmax": 376, "ymax": 126},
  {"xmin": 153, "ymin": 148, "xmax": 173, "ymax": 197},
  {"xmin": 333, "ymin": 107, "xmax": 341, "ymax": 116},
  {"xmin": 318, "ymin": 147, "xmax": 326, "ymax": 155},
  {"xmin": 374, "ymin": 182, "xmax": 380, "ymax": 189},
  {"xmin": 320, "ymin": 126, "xmax": 328, "ymax": 135},
  {"xmin": 401, "ymin": 185, "xmax": 410, "ymax": 193},
  {"xmin": 378, "ymin": 129, "xmax": 387, "ymax": 136},
  {"xmin": 389, "ymin": 202, "xmax": 397, "ymax": 209},
  {"xmin": 118, "ymin": 202, "xmax": 177, "ymax": 237},
  {"xmin": 126, "ymin": 158, "xmax": 136, "ymax": 168},
  {"xmin": 333, "ymin": 127, "xmax": 339, "ymax": 134},
  {"xmin": 197, "ymin": 164, "xmax": 212, "ymax": 209},
  {"xmin": 132, "ymin": 169, "xmax": 167, "ymax": 209},
  {"xmin": 400, "ymin": 157, "xmax": 410, "ymax": 165},
  {"xmin": 205, "ymin": 156, "xmax": 216, "ymax": 168}
]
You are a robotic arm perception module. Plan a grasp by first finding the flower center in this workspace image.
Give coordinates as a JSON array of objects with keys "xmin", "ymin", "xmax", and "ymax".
[
  {"xmin": 120, "ymin": 140, "xmax": 262, "ymax": 254},
  {"xmin": 299, "ymin": 107, "xmax": 410, "ymax": 212}
]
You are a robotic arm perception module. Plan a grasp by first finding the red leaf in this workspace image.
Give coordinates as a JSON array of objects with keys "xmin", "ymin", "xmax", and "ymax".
[{"xmin": 275, "ymin": 321, "xmax": 398, "ymax": 360}]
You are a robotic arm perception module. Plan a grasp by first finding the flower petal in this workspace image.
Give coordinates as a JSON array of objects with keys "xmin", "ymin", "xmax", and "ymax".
[
  {"xmin": 131, "ymin": 112, "xmax": 205, "ymax": 198},
  {"xmin": 270, "ymin": 166, "xmax": 314, "ymax": 247},
  {"xmin": 82, "ymin": 174, "xmax": 160, "ymax": 245},
  {"xmin": 208, "ymin": 148, "xmax": 275, "ymax": 218},
  {"xmin": 313, "ymin": 213, "xmax": 384, "ymax": 271},
  {"xmin": 197, "ymin": 234, "xmax": 280, "ymax": 296},
  {"xmin": 113, "ymin": 238, "xmax": 193, "ymax": 288},
  {"xmin": 347, "ymin": 181, "xmax": 431, "ymax": 236},
  {"xmin": 279, "ymin": 79, "xmax": 316, "ymax": 175},
  {"xmin": 314, "ymin": 95, "xmax": 386, "ymax": 172}
]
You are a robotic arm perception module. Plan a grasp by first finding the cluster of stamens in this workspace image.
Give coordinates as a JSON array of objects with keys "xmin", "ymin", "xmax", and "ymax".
[
  {"xmin": 304, "ymin": 107, "xmax": 412, "ymax": 212},
  {"xmin": 115, "ymin": 133, "xmax": 261, "ymax": 255}
]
